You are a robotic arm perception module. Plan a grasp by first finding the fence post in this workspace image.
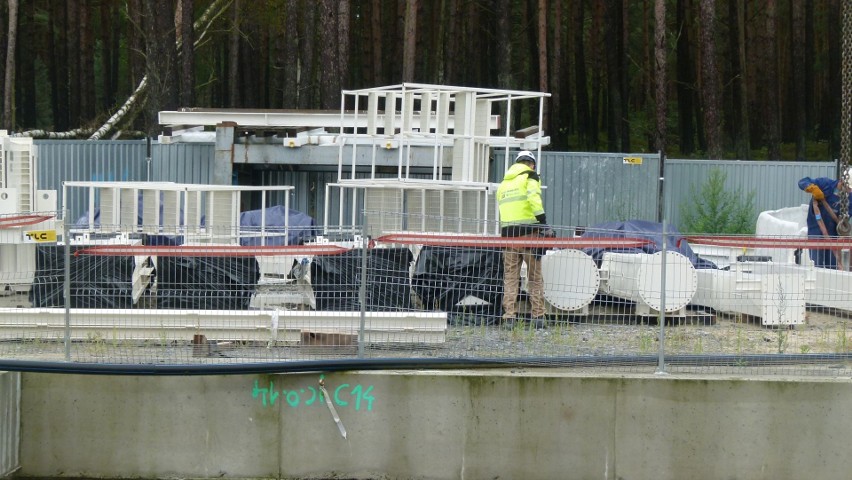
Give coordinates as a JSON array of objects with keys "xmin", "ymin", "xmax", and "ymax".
[
  {"xmin": 63, "ymin": 208, "xmax": 71, "ymax": 361},
  {"xmin": 657, "ymin": 151, "xmax": 666, "ymax": 223},
  {"xmin": 358, "ymin": 233, "xmax": 368, "ymax": 358},
  {"xmin": 656, "ymin": 150, "xmax": 668, "ymax": 374},
  {"xmin": 656, "ymin": 221, "xmax": 668, "ymax": 374}
]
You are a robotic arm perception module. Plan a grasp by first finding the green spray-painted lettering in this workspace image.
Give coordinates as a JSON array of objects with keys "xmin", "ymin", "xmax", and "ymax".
[
  {"xmin": 252, "ymin": 379, "xmax": 280, "ymax": 406},
  {"xmin": 284, "ymin": 390, "xmax": 300, "ymax": 407},
  {"xmin": 334, "ymin": 383, "xmax": 350, "ymax": 407},
  {"xmin": 252, "ymin": 378, "xmax": 375, "ymax": 411},
  {"xmin": 351, "ymin": 384, "xmax": 375, "ymax": 411},
  {"xmin": 304, "ymin": 387, "xmax": 318, "ymax": 405}
]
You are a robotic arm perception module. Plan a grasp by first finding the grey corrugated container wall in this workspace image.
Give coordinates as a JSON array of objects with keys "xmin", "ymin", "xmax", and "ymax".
[{"xmin": 34, "ymin": 140, "xmax": 836, "ymax": 232}]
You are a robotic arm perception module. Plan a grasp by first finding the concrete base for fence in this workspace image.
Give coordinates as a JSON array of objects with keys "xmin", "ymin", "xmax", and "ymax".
[{"xmin": 13, "ymin": 370, "xmax": 852, "ymax": 480}]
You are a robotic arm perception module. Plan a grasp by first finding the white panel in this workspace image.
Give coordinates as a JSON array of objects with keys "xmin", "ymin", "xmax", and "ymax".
[
  {"xmin": 0, "ymin": 189, "xmax": 18, "ymax": 215},
  {"xmin": 34, "ymin": 190, "xmax": 57, "ymax": 213},
  {"xmin": 402, "ymin": 91, "xmax": 415, "ymax": 133},
  {"xmin": 692, "ymin": 265, "xmax": 807, "ymax": 326},
  {"xmin": 419, "ymin": 92, "xmax": 432, "ymax": 133},
  {"xmin": 161, "ymin": 190, "xmax": 180, "ymax": 230},
  {"xmin": 119, "ymin": 188, "xmax": 138, "ymax": 228},
  {"xmin": 99, "ymin": 188, "xmax": 118, "ymax": 229},
  {"xmin": 141, "ymin": 189, "xmax": 159, "ymax": 230},
  {"xmin": 383, "ymin": 92, "xmax": 397, "ymax": 135},
  {"xmin": 367, "ymin": 92, "xmax": 380, "ymax": 135}
]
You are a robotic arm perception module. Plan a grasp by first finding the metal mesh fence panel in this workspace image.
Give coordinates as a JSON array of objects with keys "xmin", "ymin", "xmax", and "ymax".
[{"xmin": 0, "ymin": 207, "xmax": 852, "ymax": 377}]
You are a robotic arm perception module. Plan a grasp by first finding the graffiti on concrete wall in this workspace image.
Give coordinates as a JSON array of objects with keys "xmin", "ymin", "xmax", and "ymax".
[{"xmin": 252, "ymin": 377, "xmax": 375, "ymax": 411}]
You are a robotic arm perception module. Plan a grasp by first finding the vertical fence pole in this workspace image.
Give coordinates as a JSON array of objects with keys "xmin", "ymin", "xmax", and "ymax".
[
  {"xmin": 146, "ymin": 136, "xmax": 152, "ymax": 182},
  {"xmin": 63, "ymin": 209, "xmax": 71, "ymax": 361},
  {"xmin": 656, "ymin": 151, "xmax": 668, "ymax": 374},
  {"xmin": 358, "ymin": 234, "xmax": 368, "ymax": 358},
  {"xmin": 656, "ymin": 221, "xmax": 668, "ymax": 374},
  {"xmin": 657, "ymin": 151, "xmax": 666, "ymax": 223}
]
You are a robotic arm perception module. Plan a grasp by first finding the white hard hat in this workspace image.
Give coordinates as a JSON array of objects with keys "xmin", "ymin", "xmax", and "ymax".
[{"xmin": 515, "ymin": 150, "xmax": 536, "ymax": 166}]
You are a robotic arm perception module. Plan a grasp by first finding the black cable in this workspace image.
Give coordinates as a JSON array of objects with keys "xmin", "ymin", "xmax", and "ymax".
[{"xmin": 1, "ymin": 353, "xmax": 850, "ymax": 376}]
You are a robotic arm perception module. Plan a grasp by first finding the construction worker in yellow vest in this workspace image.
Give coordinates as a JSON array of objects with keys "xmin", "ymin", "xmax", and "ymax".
[{"xmin": 496, "ymin": 150, "xmax": 554, "ymax": 329}]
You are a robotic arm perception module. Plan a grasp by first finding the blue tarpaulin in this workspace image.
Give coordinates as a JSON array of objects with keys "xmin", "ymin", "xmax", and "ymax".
[
  {"xmin": 581, "ymin": 220, "xmax": 717, "ymax": 269},
  {"xmin": 239, "ymin": 205, "xmax": 317, "ymax": 246},
  {"xmin": 77, "ymin": 204, "xmax": 317, "ymax": 246}
]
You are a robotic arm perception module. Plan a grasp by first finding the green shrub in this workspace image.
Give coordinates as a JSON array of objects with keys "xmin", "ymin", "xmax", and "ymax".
[{"xmin": 681, "ymin": 168, "xmax": 756, "ymax": 234}]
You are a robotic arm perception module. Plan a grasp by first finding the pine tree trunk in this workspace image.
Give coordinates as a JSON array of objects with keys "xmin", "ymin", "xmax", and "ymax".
[
  {"xmin": 728, "ymin": 0, "xmax": 749, "ymax": 159},
  {"xmin": 791, "ymin": 0, "xmax": 807, "ymax": 160},
  {"xmin": 99, "ymin": 1, "xmax": 114, "ymax": 110},
  {"xmin": 144, "ymin": 0, "xmax": 178, "ymax": 135},
  {"xmin": 319, "ymin": 0, "xmax": 338, "ymax": 109},
  {"xmin": 178, "ymin": 0, "xmax": 195, "ymax": 107},
  {"xmin": 370, "ymin": 0, "xmax": 383, "ymax": 85},
  {"xmin": 444, "ymin": 0, "xmax": 460, "ymax": 84},
  {"xmin": 80, "ymin": 2, "xmax": 96, "ymax": 121},
  {"xmin": 402, "ymin": 0, "xmax": 418, "ymax": 82},
  {"xmin": 604, "ymin": 1, "xmax": 622, "ymax": 152},
  {"xmin": 589, "ymin": 0, "xmax": 603, "ymax": 149},
  {"xmin": 537, "ymin": 0, "xmax": 549, "ymax": 134},
  {"xmin": 764, "ymin": 0, "xmax": 781, "ymax": 159},
  {"xmin": 495, "ymin": 0, "xmax": 511, "ymax": 90},
  {"xmin": 281, "ymin": 0, "xmax": 298, "ymax": 108},
  {"xmin": 619, "ymin": 1, "xmax": 630, "ymax": 151},
  {"xmin": 109, "ymin": 3, "xmax": 121, "ymax": 106},
  {"xmin": 653, "ymin": 0, "xmax": 667, "ymax": 154},
  {"xmin": 299, "ymin": 0, "xmax": 316, "ymax": 108},
  {"xmin": 47, "ymin": 3, "xmax": 59, "ymax": 130},
  {"xmin": 17, "ymin": 0, "xmax": 34, "ymax": 129},
  {"xmin": 228, "ymin": 0, "xmax": 240, "ymax": 107},
  {"xmin": 676, "ymin": 0, "xmax": 695, "ymax": 155},
  {"xmin": 337, "ymin": 0, "xmax": 350, "ymax": 89},
  {"xmin": 3, "ymin": 0, "xmax": 18, "ymax": 130},
  {"xmin": 573, "ymin": 0, "xmax": 590, "ymax": 148},
  {"xmin": 67, "ymin": 0, "xmax": 81, "ymax": 125},
  {"xmin": 698, "ymin": 0, "xmax": 722, "ymax": 158}
]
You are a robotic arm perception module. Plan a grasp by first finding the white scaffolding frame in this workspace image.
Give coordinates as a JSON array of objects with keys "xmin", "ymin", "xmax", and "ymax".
[
  {"xmin": 63, "ymin": 181, "xmax": 296, "ymax": 245},
  {"xmin": 328, "ymin": 83, "xmax": 551, "ymax": 236}
]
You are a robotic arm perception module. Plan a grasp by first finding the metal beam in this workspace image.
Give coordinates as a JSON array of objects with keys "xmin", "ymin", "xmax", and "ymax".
[
  {"xmin": 159, "ymin": 110, "xmax": 500, "ymax": 131},
  {"xmin": 0, "ymin": 308, "xmax": 448, "ymax": 344}
]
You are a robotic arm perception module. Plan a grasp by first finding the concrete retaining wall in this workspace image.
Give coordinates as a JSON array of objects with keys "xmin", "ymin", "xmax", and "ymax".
[{"xmin": 15, "ymin": 370, "xmax": 852, "ymax": 480}]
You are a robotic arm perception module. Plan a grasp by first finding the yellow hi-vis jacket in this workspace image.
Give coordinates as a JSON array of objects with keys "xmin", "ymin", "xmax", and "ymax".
[{"xmin": 497, "ymin": 162, "xmax": 545, "ymax": 227}]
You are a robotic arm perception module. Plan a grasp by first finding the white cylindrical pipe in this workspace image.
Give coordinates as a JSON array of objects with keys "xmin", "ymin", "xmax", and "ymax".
[
  {"xmin": 600, "ymin": 251, "xmax": 697, "ymax": 313},
  {"xmin": 541, "ymin": 249, "xmax": 600, "ymax": 312}
]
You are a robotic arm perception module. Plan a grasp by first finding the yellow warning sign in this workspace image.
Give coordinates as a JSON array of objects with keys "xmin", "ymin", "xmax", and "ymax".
[
  {"xmin": 23, "ymin": 230, "xmax": 57, "ymax": 243},
  {"xmin": 623, "ymin": 156, "xmax": 643, "ymax": 165}
]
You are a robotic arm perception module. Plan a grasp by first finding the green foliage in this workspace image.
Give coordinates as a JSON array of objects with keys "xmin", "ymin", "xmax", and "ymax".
[{"xmin": 680, "ymin": 168, "xmax": 756, "ymax": 234}]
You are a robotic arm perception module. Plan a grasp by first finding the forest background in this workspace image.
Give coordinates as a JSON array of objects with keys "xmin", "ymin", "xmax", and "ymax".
[{"xmin": 0, "ymin": 0, "xmax": 845, "ymax": 161}]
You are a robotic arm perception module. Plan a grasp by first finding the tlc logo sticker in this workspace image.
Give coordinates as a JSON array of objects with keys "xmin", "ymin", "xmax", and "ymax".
[{"xmin": 23, "ymin": 230, "xmax": 56, "ymax": 243}]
